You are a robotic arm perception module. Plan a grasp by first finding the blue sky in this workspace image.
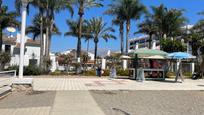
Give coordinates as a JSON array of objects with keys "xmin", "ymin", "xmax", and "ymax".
[{"xmin": 3, "ymin": 0, "xmax": 204, "ymax": 53}]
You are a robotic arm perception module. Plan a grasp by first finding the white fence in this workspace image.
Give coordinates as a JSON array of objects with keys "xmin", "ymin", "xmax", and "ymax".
[{"xmin": 0, "ymin": 70, "xmax": 16, "ymax": 95}]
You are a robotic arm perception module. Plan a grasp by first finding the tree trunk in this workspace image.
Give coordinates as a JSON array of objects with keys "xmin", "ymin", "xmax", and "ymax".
[
  {"xmin": 77, "ymin": 0, "xmax": 84, "ymax": 58},
  {"xmin": 45, "ymin": 26, "xmax": 49, "ymax": 57},
  {"xmin": 120, "ymin": 21, "xmax": 124, "ymax": 55},
  {"xmin": 94, "ymin": 41, "xmax": 98, "ymax": 65},
  {"xmin": 149, "ymin": 34, "xmax": 152, "ymax": 49},
  {"xmin": 40, "ymin": 13, "xmax": 44, "ymax": 68},
  {"xmin": 0, "ymin": 27, "xmax": 2, "ymax": 52},
  {"xmin": 125, "ymin": 20, "xmax": 130, "ymax": 55},
  {"xmin": 87, "ymin": 39, "xmax": 89, "ymax": 53},
  {"xmin": 47, "ymin": 18, "xmax": 54, "ymax": 58}
]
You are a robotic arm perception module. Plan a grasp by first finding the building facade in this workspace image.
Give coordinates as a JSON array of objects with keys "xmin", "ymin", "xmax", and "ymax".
[
  {"xmin": 129, "ymin": 35, "xmax": 159, "ymax": 51},
  {"xmin": 2, "ymin": 33, "xmax": 41, "ymax": 67}
]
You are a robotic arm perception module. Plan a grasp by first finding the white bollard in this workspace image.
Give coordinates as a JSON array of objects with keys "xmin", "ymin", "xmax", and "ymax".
[
  {"xmin": 102, "ymin": 58, "xmax": 106, "ymax": 70},
  {"xmin": 152, "ymin": 40, "xmax": 156, "ymax": 49},
  {"xmin": 176, "ymin": 60, "xmax": 180, "ymax": 71},
  {"xmin": 123, "ymin": 60, "xmax": 127, "ymax": 70},
  {"xmin": 191, "ymin": 62, "xmax": 195, "ymax": 74},
  {"xmin": 135, "ymin": 43, "xmax": 139, "ymax": 50}
]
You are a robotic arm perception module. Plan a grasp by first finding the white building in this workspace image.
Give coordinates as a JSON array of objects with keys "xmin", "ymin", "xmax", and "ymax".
[
  {"xmin": 61, "ymin": 49, "xmax": 95, "ymax": 61},
  {"xmin": 2, "ymin": 33, "xmax": 41, "ymax": 66},
  {"xmin": 129, "ymin": 35, "xmax": 159, "ymax": 51},
  {"xmin": 56, "ymin": 49, "xmax": 95, "ymax": 71}
]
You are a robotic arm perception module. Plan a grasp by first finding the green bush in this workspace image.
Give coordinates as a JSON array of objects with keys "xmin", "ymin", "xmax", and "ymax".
[
  {"xmin": 24, "ymin": 65, "xmax": 42, "ymax": 76},
  {"xmin": 102, "ymin": 69, "xmax": 110, "ymax": 76},
  {"xmin": 4, "ymin": 65, "xmax": 19, "ymax": 75},
  {"xmin": 183, "ymin": 72, "xmax": 192, "ymax": 78},
  {"xmin": 117, "ymin": 69, "xmax": 129, "ymax": 76},
  {"xmin": 0, "ymin": 52, "xmax": 11, "ymax": 70},
  {"xmin": 166, "ymin": 71, "xmax": 175, "ymax": 78},
  {"xmin": 84, "ymin": 69, "xmax": 96, "ymax": 76},
  {"xmin": 50, "ymin": 70, "xmax": 62, "ymax": 76}
]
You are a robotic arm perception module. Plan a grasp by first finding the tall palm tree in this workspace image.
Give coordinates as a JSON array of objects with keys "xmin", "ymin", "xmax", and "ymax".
[
  {"xmin": 44, "ymin": 0, "xmax": 73, "ymax": 58},
  {"xmin": 65, "ymin": 19, "xmax": 92, "ymax": 56},
  {"xmin": 72, "ymin": 0, "xmax": 103, "ymax": 59},
  {"xmin": 85, "ymin": 17, "xmax": 116, "ymax": 64},
  {"xmin": 15, "ymin": 0, "xmax": 73, "ymax": 69},
  {"xmin": 105, "ymin": 2, "xmax": 125, "ymax": 54},
  {"xmin": 32, "ymin": 0, "xmax": 47, "ymax": 67},
  {"xmin": 152, "ymin": 4, "xmax": 186, "ymax": 38},
  {"xmin": 26, "ymin": 14, "xmax": 60, "ymax": 40},
  {"xmin": 135, "ymin": 15, "xmax": 157, "ymax": 49},
  {"xmin": 0, "ymin": 0, "xmax": 19, "ymax": 52},
  {"xmin": 118, "ymin": 0, "xmax": 146, "ymax": 54}
]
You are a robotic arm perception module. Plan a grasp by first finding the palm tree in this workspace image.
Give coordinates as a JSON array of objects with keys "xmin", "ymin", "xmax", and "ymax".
[
  {"xmin": 26, "ymin": 14, "xmax": 60, "ymax": 40},
  {"xmin": 64, "ymin": 19, "xmax": 92, "ymax": 53},
  {"xmin": 135, "ymin": 15, "xmax": 157, "ymax": 49},
  {"xmin": 85, "ymin": 17, "xmax": 116, "ymax": 64},
  {"xmin": 105, "ymin": 2, "xmax": 125, "ymax": 54},
  {"xmin": 117, "ymin": 0, "xmax": 146, "ymax": 54},
  {"xmin": 152, "ymin": 4, "xmax": 186, "ymax": 38},
  {"xmin": 43, "ymin": 0, "xmax": 73, "ymax": 58},
  {"xmin": 0, "ymin": 0, "xmax": 19, "ymax": 52},
  {"xmin": 72, "ymin": 0, "xmax": 103, "ymax": 59},
  {"xmin": 15, "ymin": 0, "xmax": 73, "ymax": 69}
]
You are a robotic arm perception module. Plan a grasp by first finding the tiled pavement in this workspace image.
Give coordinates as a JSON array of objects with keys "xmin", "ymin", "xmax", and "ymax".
[
  {"xmin": 1, "ymin": 77, "xmax": 204, "ymax": 115},
  {"xmin": 33, "ymin": 77, "xmax": 204, "ymax": 91}
]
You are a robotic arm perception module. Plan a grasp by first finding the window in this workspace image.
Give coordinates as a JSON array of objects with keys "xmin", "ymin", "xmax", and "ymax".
[
  {"xmin": 29, "ymin": 59, "xmax": 37, "ymax": 66},
  {"xmin": 5, "ymin": 45, "xmax": 11, "ymax": 53}
]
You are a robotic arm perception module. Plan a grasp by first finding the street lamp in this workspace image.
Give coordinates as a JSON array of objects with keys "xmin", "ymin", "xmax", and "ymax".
[{"xmin": 19, "ymin": 0, "xmax": 32, "ymax": 78}]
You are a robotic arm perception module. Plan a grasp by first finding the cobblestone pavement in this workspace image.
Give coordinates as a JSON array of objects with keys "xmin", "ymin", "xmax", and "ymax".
[
  {"xmin": 90, "ymin": 90, "xmax": 204, "ymax": 115},
  {"xmin": 33, "ymin": 78, "xmax": 204, "ymax": 91}
]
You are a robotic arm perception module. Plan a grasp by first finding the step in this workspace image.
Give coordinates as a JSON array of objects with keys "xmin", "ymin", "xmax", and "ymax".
[{"xmin": 0, "ymin": 86, "xmax": 11, "ymax": 96}]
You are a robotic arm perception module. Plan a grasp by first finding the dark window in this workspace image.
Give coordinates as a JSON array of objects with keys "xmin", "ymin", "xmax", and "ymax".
[
  {"xmin": 5, "ymin": 45, "xmax": 11, "ymax": 53},
  {"xmin": 29, "ymin": 59, "xmax": 37, "ymax": 66}
]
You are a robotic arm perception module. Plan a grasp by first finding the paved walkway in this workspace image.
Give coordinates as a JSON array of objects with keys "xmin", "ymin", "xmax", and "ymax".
[
  {"xmin": 1, "ymin": 77, "xmax": 204, "ymax": 115},
  {"xmin": 51, "ymin": 91, "xmax": 105, "ymax": 115},
  {"xmin": 33, "ymin": 78, "xmax": 204, "ymax": 91},
  {"xmin": 0, "ymin": 91, "xmax": 105, "ymax": 115}
]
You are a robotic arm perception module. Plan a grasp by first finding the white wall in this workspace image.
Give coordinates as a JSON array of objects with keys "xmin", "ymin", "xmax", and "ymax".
[{"xmin": 10, "ymin": 45, "xmax": 40, "ymax": 66}]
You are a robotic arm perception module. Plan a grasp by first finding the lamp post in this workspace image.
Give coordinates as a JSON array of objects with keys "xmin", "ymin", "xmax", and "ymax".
[{"xmin": 19, "ymin": 0, "xmax": 31, "ymax": 78}]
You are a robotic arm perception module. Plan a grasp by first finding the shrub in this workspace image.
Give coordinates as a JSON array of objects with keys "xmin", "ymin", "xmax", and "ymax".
[
  {"xmin": 50, "ymin": 70, "xmax": 62, "ymax": 76},
  {"xmin": 166, "ymin": 71, "xmax": 175, "ymax": 78},
  {"xmin": 4, "ymin": 65, "xmax": 19, "ymax": 75},
  {"xmin": 183, "ymin": 72, "xmax": 192, "ymax": 78},
  {"xmin": 84, "ymin": 69, "xmax": 96, "ymax": 76},
  {"xmin": 0, "ymin": 52, "xmax": 11, "ymax": 70},
  {"xmin": 117, "ymin": 69, "xmax": 129, "ymax": 76},
  {"xmin": 24, "ymin": 65, "xmax": 42, "ymax": 76},
  {"xmin": 102, "ymin": 69, "xmax": 110, "ymax": 76}
]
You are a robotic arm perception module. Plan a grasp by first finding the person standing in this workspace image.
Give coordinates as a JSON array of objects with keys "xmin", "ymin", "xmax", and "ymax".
[
  {"xmin": 175, "ymin": 60, "xmax": 184, "ymax": 82},
  {"xmin": 98, "ymin": 66, "xmax": 102, "ymax": 77}
]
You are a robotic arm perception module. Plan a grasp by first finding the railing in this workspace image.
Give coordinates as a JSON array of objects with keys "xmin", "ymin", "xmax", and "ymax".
[{"xmin": 0, "ymin": 70, "xmax": 16, "ymax": 95}]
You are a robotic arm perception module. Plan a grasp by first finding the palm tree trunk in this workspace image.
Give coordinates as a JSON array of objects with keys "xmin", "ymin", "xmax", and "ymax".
[
  {"xmin": 94, "ymin": 41, "xmax": 98, "ymax": 65},
  {"xmin": 40, "ymin": 13, "xmax": 44, "ymax": 68},
  {"xmin": 125, "ymin": 20, "xmax": 130, "ymax": 54},
  {"xmin": 87, "ymin": 39, "xmax": 89, "ymax": 53},
  {"xmin": 77, "ymin": 0, "xmax": 84, "ymax": 58},
  {"xmin": 149, "ymin": 34, "xmax": 152, "ymax": 49},
  {"xmin": 45, "ymin": 26, "xmax": 49, "ymax": 57},
  {"xmin": 0, "ymin": 27, "xmax": 2, "ymax": 52},
  {"xmin": 120, "ymin": 21, "xmax": 124, "ymax": 55},
  {"xmin": 47, "ymin": 18, "xmax": 54, "ymax": 58}
]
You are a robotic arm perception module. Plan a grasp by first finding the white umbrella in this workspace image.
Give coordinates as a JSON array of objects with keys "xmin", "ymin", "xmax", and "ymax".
[
  {"xmin": 120, "ymin": 55, "xmax": 131, "ymax": 59},
  {"xmin": 143, "ymin": 55, "xmax": 165, "ymax": 59}
]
